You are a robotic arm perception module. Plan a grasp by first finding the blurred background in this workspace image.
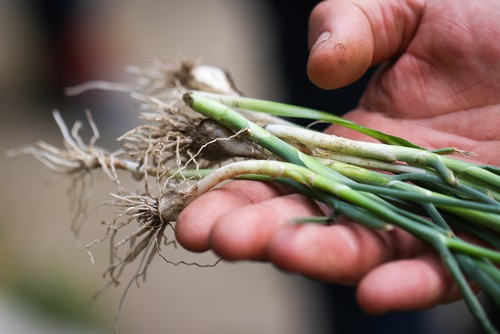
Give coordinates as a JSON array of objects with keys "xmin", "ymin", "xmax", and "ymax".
[{"xmin": 0, "ymin": 0, "xmax": 486, "ymax": 333}]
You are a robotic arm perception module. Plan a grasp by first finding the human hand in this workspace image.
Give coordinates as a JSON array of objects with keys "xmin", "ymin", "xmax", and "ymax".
[
  {"xmin": 308, "ymin": 0, "xmax": 499, "ymax": 165},
  {"xmin": 176, "ymin": 0, "xmax": 500, "ymax": 314}
]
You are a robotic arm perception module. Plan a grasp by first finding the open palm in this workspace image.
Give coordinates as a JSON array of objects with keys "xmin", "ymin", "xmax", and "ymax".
[{"xmin": 177, "ymin": 0, "xmax": 500, "ymax": 313}]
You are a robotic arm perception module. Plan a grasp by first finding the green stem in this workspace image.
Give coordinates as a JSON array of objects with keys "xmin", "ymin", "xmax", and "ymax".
[
  {"xmin": 443, "ymin": 157, "xmax": 500, "ymax": 193},
  {"xmin": 268, "ymin": 176, "xmax": 391, "ymax": 231},
  {"xmin": 192, "ymin": 91, "xmax": 423, "ymax": 148},
  {"xmin": 446, "ymin": 239, "xmax": 500, "ymax": 262},
  {"xmin": 393, "ymin": 173, "xmax": 499, "ymax": 205},
  {"xmin": 449, "ymin": 217, "xmax": 500, "ymax": 250},
  {"xmin": 455, "ymin": 253, "xmax": 500, "ymax": 309},
  {"xmin": 267, "ymin": 124, "xmax": 458, "ymax": 185},
  {"xmin": 436, "ymin": 244, "xmax": 498, "ymax": 334},
  {"xmin": 321, "ymin": 160, "xmax": 500, "ymax": 231}
]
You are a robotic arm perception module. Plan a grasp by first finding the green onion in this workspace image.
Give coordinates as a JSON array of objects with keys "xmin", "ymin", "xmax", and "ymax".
[{"xmin": 14, "ymin": 61, "xmax": 500, "ymax": 334}]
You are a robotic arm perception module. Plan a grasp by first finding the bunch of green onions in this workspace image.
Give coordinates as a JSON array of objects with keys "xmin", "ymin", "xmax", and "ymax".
[
  {"xmin": 182, "ymin": 91, "xmax": 500, "ymax": 333},
  {"xmin": 14, "ymin": 61, "xmax": 500, "ymax": 333}
]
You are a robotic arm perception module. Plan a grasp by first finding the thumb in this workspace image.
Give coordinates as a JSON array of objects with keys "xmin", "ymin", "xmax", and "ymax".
[{"xmin": 307, "ymin": 0, "xmax": 423, "ymax": 89}]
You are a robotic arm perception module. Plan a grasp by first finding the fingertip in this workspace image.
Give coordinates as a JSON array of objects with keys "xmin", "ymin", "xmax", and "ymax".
[
  {"xmin": 307, "ymin": 36, "xmax": 372, "ymax": 90},
  {"xmin": 357, "ymin": 254, "xmax": 457, "ymax": 313},
  {"xmin": 307, "ymin": 1, "xmax": 374, "ymax": 89}
]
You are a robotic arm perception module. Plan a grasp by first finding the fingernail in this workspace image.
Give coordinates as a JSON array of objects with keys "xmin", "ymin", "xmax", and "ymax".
[{"xmin": 311, "ymin": 31, "xmax": 331, "ymax": 50}]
